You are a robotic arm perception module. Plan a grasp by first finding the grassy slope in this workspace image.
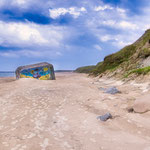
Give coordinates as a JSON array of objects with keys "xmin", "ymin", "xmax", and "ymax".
[
  {"xmin": 92, "ymin": 45, "xmax": 137, "ymax": 75},
  {"xmin": 74, "ymin": 65, "xmax": 96, "ymax": 73},
  {"xmin": 75, "ymin": 29, "xmax": 150, "ymax": 77}
]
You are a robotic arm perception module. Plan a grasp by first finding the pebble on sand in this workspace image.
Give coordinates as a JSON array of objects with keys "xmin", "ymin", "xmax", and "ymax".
[{"xmin": 97, "ymin": 113, "xmax": 112, "ymax": 121}]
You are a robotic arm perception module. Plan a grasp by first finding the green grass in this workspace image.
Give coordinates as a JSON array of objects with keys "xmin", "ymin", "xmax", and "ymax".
[
  {"xmin": 75, "ymin": 65, "xmax": 96, "ymax": 73},
  {"xmin": 124, "ymin": 66, "xmax": 150, "ymax": 77},
  {"xmin": 135, "ymin": 29, "xmax": 150, "ymax": 47},
  {"xmin": 91, "ymin": 45, "xmax": 136, "ymax": 75},
  {"xmin": 142, "ymin": 29, "xmax": 150, "ymax": 46}
]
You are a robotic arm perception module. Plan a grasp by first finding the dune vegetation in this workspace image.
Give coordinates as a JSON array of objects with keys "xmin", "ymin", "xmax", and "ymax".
[{"xmin": 75, "ymin": 29, "xmax": 150, "ymax": 77}]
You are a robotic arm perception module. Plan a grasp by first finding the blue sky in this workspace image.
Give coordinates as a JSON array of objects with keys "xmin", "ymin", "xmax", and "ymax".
[{"xmin": 0, "ymin": 0, "xmax": 150, "ymax": 71}]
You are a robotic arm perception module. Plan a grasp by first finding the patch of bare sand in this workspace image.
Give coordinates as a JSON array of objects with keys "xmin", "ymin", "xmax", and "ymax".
[{"xmin": 0, "ymin": 73, "xmax": 150, "ymax": 150}]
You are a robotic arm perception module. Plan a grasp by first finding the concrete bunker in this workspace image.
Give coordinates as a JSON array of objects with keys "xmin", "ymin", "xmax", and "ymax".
[{"xmin": 15, "ymin": 62, "xmax": 55, "ymax": 80}]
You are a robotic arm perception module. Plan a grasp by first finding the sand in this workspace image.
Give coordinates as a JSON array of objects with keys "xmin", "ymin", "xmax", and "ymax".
[{"xmin": 0, "ymin": 73, "xmax": 150, "ymax": 150}]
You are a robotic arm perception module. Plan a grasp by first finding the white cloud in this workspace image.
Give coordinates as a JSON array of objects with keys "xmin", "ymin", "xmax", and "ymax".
[
  {"xmin": 0, "ymin": 0, "xmax": 5, "ymax": 7},
  {"xmin": 1, "ymin": 0, "xmax": 52, "ymax": 10},
  {"xmin": 11, "ymin": 0, "xmax": 32, "ymax": 8},
  {"xmin": 91, "ymin": 19, "xmax": 138, "ymax": 31},
  {"xmin": 84, "ymin": 2, "xmax": 150, "ymax": 50},
  {"xmin": 0, "ymin": 21, "xmax": 47, "ymax": 46},
  {"xmin": 0, "ymin": 49, "xmax": 63, "ymax": 58},
  {"xmin": 101, "ymin": 20, "xmax": 116, "ymax": 26},
  {"xmin": 0, "ymin": 21, "xmax": 67, "ymax": 48},
  {"xmin": 116, "ymin": 7, "xmax": 126, "ymax": 13},
  {"xmin": 94, "ymin": 5, "xmax": 113, "ymax": 11},
  {"xmin": 49, "ymin": 7, "xmax": 86, "ymax": 19},
  {"xmin": 112, "ymin": 40, "xmax": 132, "ymax": 48},
  {"xmin": 118, "ymin": 21, "xmax": 138, "ymax": 30},
  {"xmin": 94, "ymin": 44, "xmax": 102, "ymax": 51},
  {"xmin": 111, "ymin": 33, "xmax": 139, "ymax": 48},
  {"xmin": 0, "ymin": 20, "xmax": 75, "ymax": 58},
  {"xmin": 102, "ymin": 20, "xmax": 138, "ymax": 30},
  {"xmin": 0, "ymin": 51, "xmax": 18, "ymax": 58},
  {"xmin": 98, "ymin": 35, "xmax": 113, "ymax": 42},
  {"xmin": 13, "ymin": 0, "xmax": 26, "ymax": 5}
]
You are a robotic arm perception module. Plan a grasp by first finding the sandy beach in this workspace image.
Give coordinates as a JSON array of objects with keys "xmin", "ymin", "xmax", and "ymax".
[{"xmin": 0, "ymin": 73, "xmax": 150, "ymax": 150}]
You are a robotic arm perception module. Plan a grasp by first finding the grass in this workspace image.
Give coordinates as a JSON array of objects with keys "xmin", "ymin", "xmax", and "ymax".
[
  {"xmin": 142, "ymin": 29, "xmax": 150, "ymax": 46},
  {"xmin": 75, "ymin": 65, "xmax": 96, "ymax": 73},
  {"xmin": 124, "ymin": 66, "xmax": 150, "ymax": 77},
  {"xmin": 91, "ymin": 45, "xmax": 136, "ymax": 75},
  {"xmin": 135, "ymin": 29, "xmax": 150, "ymax": 47}
]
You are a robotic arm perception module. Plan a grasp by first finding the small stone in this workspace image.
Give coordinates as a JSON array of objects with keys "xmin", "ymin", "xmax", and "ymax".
[
  {"xmin": 105, "ymin": 87, "xmax": 121, "ymax": 95},
  {"xmin": 127, "ymin": 107, "xmax": 134, "ymax": 113},
  {"xmin": 99, "ymin": 87, "xmax": 121, "ymax": 95},
  {"xmin": 97, "ymin": 113, "xmax": 112, "ymax": 121}
]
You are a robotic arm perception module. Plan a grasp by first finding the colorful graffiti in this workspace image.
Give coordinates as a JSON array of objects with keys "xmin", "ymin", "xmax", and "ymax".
[{"xmin": 20, "ymin": 66, "xmax": 51, "ymax": 80}]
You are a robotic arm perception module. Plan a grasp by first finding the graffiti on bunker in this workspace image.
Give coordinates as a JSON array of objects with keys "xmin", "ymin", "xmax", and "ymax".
[
  {"xmin": 20, "ymin": 66, "xmax": 51, "ymax": 80},
  {"xmin": 15, "ymin": 62, "xmax": 55, "ymax": 80}
]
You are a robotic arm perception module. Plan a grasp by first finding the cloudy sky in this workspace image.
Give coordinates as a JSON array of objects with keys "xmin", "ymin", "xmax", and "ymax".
[{"xmin": 0, "ymin": 0, "xmax": 150, "ymax": 71}]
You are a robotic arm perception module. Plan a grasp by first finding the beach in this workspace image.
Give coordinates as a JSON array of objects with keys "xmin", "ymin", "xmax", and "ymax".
[{"xmin": 0, "ymin": 73, "xmax": 150, "ymax": 150}]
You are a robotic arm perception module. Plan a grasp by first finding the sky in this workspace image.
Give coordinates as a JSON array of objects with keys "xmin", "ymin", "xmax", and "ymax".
[{"xmin": 0, "ymin": 0, "xmax": 150, "ymax": 71}]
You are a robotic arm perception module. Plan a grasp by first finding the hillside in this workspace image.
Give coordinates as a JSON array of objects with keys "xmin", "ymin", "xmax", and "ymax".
[
  {"xmin": 75, "ymin": 29, "xmax": 150, "ymax": 77},
  {"xmin": 74, "ymin": 65, "xmax": 96, "ymax": 73}
]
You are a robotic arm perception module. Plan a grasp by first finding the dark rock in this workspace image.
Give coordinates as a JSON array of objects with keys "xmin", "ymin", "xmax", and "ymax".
[
  {"xmin": 127, "ymin": 107, "xmax": 134, "ymax": 113},
  {"xmin": 97, "ymin": 113, "xmax": 112, "ymax": 121}
]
